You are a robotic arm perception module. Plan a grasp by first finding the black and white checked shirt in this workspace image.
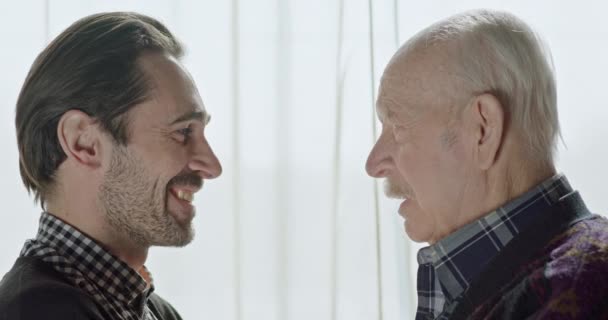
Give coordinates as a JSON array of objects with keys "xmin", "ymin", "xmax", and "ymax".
[
  {"xmin": 415, "ymin": 174, "xmax": 574, "ymax": 320},
  {"xmin": 20, "ymin": 212, "xmax": 158, "ymax": 320}
]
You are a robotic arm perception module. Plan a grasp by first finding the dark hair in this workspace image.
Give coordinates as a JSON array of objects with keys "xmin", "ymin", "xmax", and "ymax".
[{"xmin": 15, "ymin": 12, "xmax": 183, "ymax": 206}]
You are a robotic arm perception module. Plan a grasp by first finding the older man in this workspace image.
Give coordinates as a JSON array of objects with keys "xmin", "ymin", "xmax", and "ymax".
[
  {"xmin": 366, "ymin": 9, "xmax": 608, "ymax": 319},
  {"xmin": 0, "ymin": 12, "xmax": 221, "ymax": 320}
]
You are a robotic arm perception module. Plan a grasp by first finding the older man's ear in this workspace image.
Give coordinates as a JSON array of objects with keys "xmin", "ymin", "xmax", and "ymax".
[{"xmin": 468, "ymin": 93, "xmax": 504, "ymax": 171}]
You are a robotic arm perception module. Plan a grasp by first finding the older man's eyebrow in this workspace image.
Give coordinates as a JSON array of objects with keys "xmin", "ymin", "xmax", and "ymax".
[
  {"xmin": 376, "ymin": 99, "xmax": 393, "ymax": 122},
  {"xmin": 170, "ymin": 110, "xmax": 211, "ymax": 125}
]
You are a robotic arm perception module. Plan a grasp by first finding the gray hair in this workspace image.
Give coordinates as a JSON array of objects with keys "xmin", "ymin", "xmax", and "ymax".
[{"xmin": 411, "ymin": 9, "xmax": 559, "ymax": 166}]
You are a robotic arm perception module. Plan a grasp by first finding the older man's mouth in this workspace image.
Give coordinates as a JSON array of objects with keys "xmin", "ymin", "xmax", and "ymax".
[{"xmin": 398, "ymin": 199, "xmax": 409, "ymax": 219}]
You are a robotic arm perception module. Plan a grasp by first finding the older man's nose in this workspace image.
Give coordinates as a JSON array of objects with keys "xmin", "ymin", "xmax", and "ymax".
[{"xmin": 366, "ymin": 140, "xmax": 390, "ymax": 178}]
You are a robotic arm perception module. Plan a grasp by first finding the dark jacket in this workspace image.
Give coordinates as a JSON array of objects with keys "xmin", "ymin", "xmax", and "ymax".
[{"xmin": 0, "ymin": 256, "xmax": 182, "ymax": 320}]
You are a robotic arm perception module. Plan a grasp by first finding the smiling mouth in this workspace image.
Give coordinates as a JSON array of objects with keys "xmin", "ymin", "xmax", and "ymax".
[
  {"xmin": 176, "ymin": 190, "xmax": 194, "ymax": 202},
  {"xmin": 170, "ymin": 188, "xmax": 196, "ymax": 204},
  {"xmin": 167, "ymin": 174, "xmax": 203, "ymax": 204}
]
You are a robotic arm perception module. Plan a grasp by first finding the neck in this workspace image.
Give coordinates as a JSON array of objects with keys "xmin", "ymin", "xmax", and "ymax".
[
  {"xmin": 100, "ymin": 232, "xmax": 149, "ymax": 272},
  {"xmin": 46, "ymin": 192, "xmax": 149, "ymax": 272},
  {"xmin": 484, "ymin": 159, "xmax": 556, "ymax": 214},
  {"xmin": 432, "ymin": 156, "xmax": 556, "ymax": 244}
]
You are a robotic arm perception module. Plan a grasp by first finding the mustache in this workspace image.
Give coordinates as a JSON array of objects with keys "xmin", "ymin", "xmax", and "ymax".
[
  {"xmin": 168, "ymin": 173, "xmax": 203, "ymax": 189},
  {"xmin": 383, "ymin": 178, "xmax": 412, "ymax": 199}
]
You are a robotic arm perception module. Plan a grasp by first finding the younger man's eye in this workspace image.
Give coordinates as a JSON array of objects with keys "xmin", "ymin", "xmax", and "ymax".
[
  {"xmin": 175, "ymin": 126, "xmax": 193, "ymax": 143},
  {"xmin": 178, "ymin": 127, "xmax": 193, "ymax": 136}
]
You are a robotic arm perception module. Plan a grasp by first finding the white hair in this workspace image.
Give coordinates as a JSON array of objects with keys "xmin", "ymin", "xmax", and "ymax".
[{"xmin": 411, "ymin": 9, "xmax": 560, "ymax": 166}]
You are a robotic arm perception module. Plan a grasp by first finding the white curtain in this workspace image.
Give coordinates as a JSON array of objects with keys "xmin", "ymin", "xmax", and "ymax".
[{"xmin": 0, "ymin": 1, "xmax": 606, "ymax": 319}]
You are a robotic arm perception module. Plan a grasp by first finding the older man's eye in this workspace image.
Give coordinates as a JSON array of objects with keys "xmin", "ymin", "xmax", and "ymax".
[
  {"xmin": 391, "ymin": 123, "xmax": 399, "ymax": 136},
  {"xmin": 392, "ymin": 124, "xmax": 407, "ymax": 141}
]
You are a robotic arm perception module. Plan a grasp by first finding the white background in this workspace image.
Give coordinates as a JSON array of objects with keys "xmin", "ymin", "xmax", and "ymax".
[{"xmin": 0, "ymin": 1, "xmax": 606, "ymax": 319}]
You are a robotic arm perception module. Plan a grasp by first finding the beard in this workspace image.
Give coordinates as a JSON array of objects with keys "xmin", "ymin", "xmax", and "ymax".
[{"xmin": 98, "ymin": 146, "xmax": 199, "ymax": 248}]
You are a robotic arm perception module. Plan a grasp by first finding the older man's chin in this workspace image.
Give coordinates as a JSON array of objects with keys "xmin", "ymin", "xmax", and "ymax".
[
  {"xmin": 383, "ymin": 179, "xmax": 432, "ymax": 242},
  {"xmin": 404, "ymin": 221, "xmax": 431, "ymax": 243},
  {"xmin": 400, "ymin": 201, "xmax": 436, "ymax": 243}
]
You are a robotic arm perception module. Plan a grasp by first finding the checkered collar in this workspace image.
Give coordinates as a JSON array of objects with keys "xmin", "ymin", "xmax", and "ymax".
[
  {"xmin": 22, "ymin": 212, "xmax": 153, "ymax": 305},
  {"xmin": 415, "ymin": 174, "xmax": 573, "ymax": 319}
]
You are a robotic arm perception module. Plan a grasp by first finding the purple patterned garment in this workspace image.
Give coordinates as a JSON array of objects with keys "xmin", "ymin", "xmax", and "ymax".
[{"xmin": 469, "ymin": 215, "xmax": 608, "ymax": 319}]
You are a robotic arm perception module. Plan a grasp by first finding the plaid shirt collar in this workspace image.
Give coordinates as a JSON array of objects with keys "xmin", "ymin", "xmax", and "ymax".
[
  {"xmin": 20, "ymin": 212, "xmax": 156, "ymax": 320},
  {"xmin": 415, "ymin": 174, "xmax": 574, "ymax": 320}
]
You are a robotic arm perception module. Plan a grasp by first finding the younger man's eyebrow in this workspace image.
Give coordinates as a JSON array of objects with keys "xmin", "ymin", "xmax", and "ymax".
[{"xmin": 170, "ymin": 110, "xmax": 210, "ymax": 125}]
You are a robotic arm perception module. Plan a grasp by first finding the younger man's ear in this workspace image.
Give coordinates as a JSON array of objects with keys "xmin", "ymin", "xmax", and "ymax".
[{"xmin": 56, "ymin": 110, "xmax": 103, "ymax": 168}]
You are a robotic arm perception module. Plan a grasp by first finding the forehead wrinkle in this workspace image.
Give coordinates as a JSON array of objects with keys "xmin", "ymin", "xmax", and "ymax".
[
  {"xmin": 384, "ymin": 50, "xmax": 471, "ymax": 124},
  {"xmin": 378, "ymin": 76, "xmax": 424, "ymax": 123}
]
